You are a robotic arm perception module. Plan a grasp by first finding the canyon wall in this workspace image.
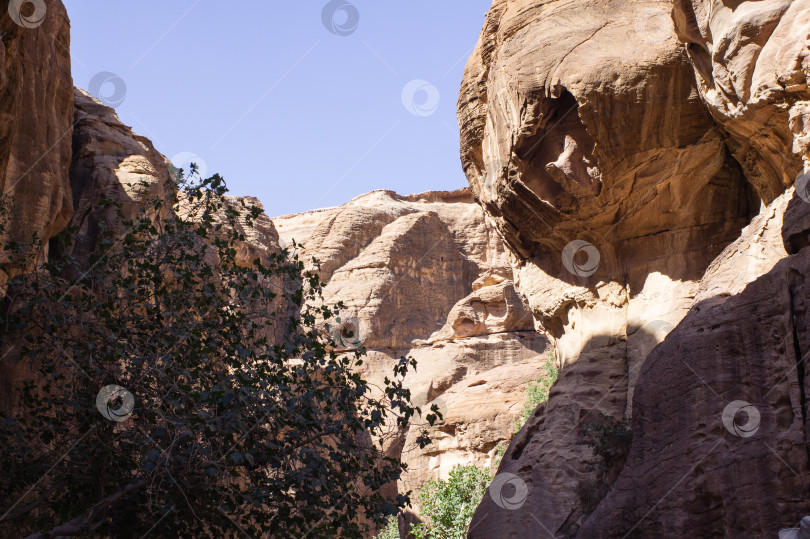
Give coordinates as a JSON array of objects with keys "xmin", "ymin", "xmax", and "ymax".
[
  {"xmin": 0, "ymin": 0, "xmax": 555, "ymax": 516},
  {"xmin": 7, "ymin": 0, "xmax": 810, "ymax": 535},
  {"xmin": 273, "ymin": 190, "xmax": 552, "ymax": 501},
  {"xmin": 0, "ymin": 0, "xmax": 73, "ymax": 280},
  {"xmin": 460, "ymin": 0, "xmax": 810, "ymax": 537}
]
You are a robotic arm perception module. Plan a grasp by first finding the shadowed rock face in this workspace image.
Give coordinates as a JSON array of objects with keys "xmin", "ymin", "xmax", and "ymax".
[
  {"xmin": 578, "ymin": 188, "xmax": 810, "ymax": 538},
  {"xmin": 460, "ymin": 0, "xmax": 810, "ymax": 537},
  {"xmin": 0, "ymin": 0, "xmax": 73, "ymax": 280},
  {"xmin": 62, "ymin": 89, "xmax": 175, "ymax": 262}
]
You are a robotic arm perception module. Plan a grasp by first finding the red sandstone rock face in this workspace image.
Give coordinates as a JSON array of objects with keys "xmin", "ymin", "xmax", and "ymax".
[
  {"xmin": 63, "ymin": 89, "xmax": 175, "ymax": 261},
  {"xmin": 672, "ymin": 0, "xmax": 810, "ymax": 201},
  {"xmin": 460, "ymin": 0, "xmax": 810, "ymax": 537},
  {"xmin": 578, "ymin": 188, "xmax": 810, "ymax": 537},
  {"xmin": 0, "ymin": 0, "xmax": 73, "ymax": 279}
]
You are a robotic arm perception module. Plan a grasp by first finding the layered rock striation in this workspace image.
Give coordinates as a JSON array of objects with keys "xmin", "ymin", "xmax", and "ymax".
[
  {"xmin": 460, "ymin": 0, "xmax": 810, "ymax": 537},
  {"xmin": 274, "ymin": 189, "xmax": 552, "ymax": 498}
]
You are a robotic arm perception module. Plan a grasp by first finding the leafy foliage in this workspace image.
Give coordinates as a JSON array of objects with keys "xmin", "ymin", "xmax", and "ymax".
[
  {"xmin": 409, "ymin": 465, "xmax": 490, "ymax": 539},
  {"xmin": 514, "ymin": 355, "xmax": 558, "ymax": 433},
  {"xmin": 492, "ymin": 442, "xmax": 508, "ymax": 468},
  {"xmin": 576, "ymin": 412, "xmax": 632, "ymax": 515},
  {"xmin": 374, "ymin": 515, "xmax": 401, "ymax": 539},
  {"xmin": 0, "ymin": 169, "xmax": 431, "ymax": 537}
]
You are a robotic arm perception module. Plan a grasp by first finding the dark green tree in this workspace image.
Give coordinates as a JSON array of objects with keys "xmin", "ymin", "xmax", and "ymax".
[{"xmin": 0, "ymin": 168, "xmax": 435, "ymax": 537}]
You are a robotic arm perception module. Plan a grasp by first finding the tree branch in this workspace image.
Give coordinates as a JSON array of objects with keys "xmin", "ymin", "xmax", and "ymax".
[{"xmin": 25, "ymin": 477, "xmax": 148, "ymax": 539}]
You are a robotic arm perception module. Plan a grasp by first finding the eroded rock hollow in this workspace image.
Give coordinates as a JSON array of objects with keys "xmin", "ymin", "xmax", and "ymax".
[{"xmin": 460, "ymin": 0, "xmax": 810, "ymax": 537}]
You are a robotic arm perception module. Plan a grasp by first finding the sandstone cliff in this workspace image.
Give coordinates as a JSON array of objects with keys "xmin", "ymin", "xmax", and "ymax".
[
  {"xmin": 274, "ymin": 189, "xmax": 552, "ymax": 502},
  {"xmin": 0, "ymin": 0, "xmax": 73, "ymax": 281},
  {"xmin": 6, "ymin": 0, "xmax": 810, "ymax": 535},
  {"xmin": 460, "ymin": 0, "xmax": 810, "ymax": 537}
]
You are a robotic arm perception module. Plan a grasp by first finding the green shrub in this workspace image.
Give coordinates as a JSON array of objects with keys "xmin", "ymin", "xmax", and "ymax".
[
  {"xmin": 410, "ymin": 465, "xmax": 491, "ymax": 539},
  {"xmin": 375, "ymin": 515, "xmax": 401, "ymax": 539},
  {"xmin": 576, "ymin": 413, "xmax": 632, "ymax": 515},
  {"xmin": 514, "ymin": 355, "xmax": 558, "ymax": 433}
]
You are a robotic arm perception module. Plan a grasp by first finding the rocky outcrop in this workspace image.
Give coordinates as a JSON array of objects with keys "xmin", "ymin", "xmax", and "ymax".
[
  {"xmin": 273, "ymin": 189, "xmax": 552, "ymax": 503},
  {"xmin": 59, "ymin": 89, "xmax": 174, "ymax": 263},
  {"xmin": 577, "ymin": 187, "xmax": 810, "ymax": 537},
  {"xmin": 460, "ymin": 0, "xmax": 810, "ymax": 537},
  {"xmin": 0, "ymin": 0, "xmax": 73, "ymax": 279},
  {"xmin": 64, "ymin": 89, "xmax": 280, "ymax": 269},
  {"xmin": 672, "ymin": 0, "xmax": 810, "ymax": 200}
]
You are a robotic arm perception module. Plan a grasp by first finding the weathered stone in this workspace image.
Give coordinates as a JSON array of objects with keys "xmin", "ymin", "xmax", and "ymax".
[
  {"xmin": 460, "ymin": 0, "xmax": 810, "ymax": 537},
  {"xmin": 272, "ymin": 189, "xmax": 552, "ymax": 511},
  {"xmin": 579, "ymin": 189, "xmax": 810, "ymax": 537},
  {"xmin": 62, "ymin": 89, "xmax": 174, "ymax": 261},
  {"xmin": 0, "ymin": 0, "xmax": 73, "ymax": 279},
  {"xmin": 672, "ymin": 0, "xmax": 810, "ymax": 200}
]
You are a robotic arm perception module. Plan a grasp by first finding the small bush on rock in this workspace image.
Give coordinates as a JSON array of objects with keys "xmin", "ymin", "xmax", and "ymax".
[
  {"xmin": 409, "ymin": 464, "xmax": 491, "ymax": 539},
  {"xmin": 576, "ymin": 412, "xmax": 632, "ymax": 515}
]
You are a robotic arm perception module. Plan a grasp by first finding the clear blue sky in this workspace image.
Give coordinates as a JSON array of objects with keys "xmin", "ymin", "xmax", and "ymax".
[{"xmin": 64, "ymin": 1, "xmax": 492, "ymax": 216}]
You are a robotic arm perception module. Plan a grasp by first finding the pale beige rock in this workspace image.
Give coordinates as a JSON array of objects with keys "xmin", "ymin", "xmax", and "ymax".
[
  {"xmin": 272, "ymin": 189, "xmax": 552, "ymax": 513},
  {"xmin": 429, "ymin": 280, "xmax": 534, "ymax": 340},
  {"xmin": 400, "ymin": 352, "xmax": 548, "ymax": 495},
  {"xmin": 672, "ymin": 0, "xmax": 810, "ymax": 199}
]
